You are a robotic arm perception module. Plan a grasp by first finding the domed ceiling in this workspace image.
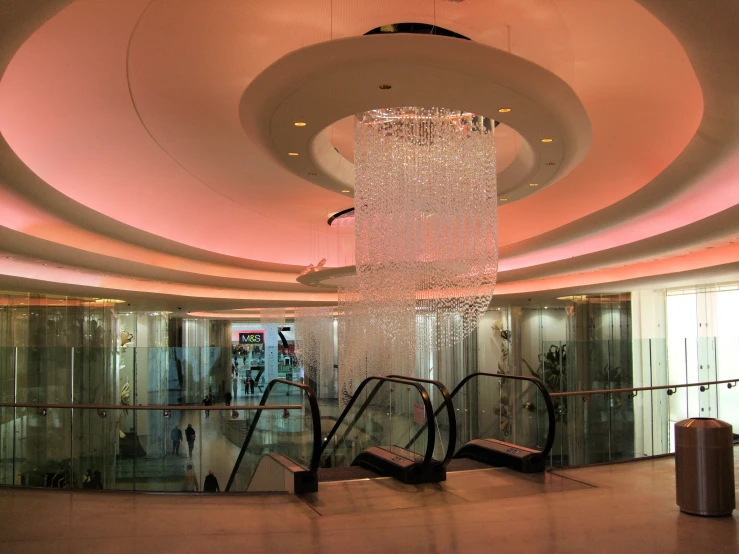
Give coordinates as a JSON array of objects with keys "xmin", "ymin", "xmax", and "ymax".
[{"xmin": 0, "ymin": 0, "xmax": 737, "ymax": 312}]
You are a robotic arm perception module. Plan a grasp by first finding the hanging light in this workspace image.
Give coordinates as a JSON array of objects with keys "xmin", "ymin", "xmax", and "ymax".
[{"xmin": 353, "ymin": 106, "xmax": 498, "ymax": 350}]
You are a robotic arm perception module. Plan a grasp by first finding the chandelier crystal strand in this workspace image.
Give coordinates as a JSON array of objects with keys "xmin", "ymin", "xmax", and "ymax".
[
  {"xmin": 294, "ymin": 306, "xmax": 334, "ymax": 397},
  {"xmin": 336, "ymin": 282, "xmax": 415, "ymax": 407},
  {"xmin": 259, "ymin": 308, "xmax": 286, "ymax": 328},
  {"xmin": 354, "ymin": 107, "xmax": 498, "ymax": 352}
]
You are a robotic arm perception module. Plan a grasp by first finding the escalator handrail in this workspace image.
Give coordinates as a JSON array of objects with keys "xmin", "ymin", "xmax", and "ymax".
[
  {"xmin": 387, "ymin": 375, "xmax": 457, "ymax": 467},
  {"xmin": 449, "ymin": 372, "xmax": 556, "ymax": 459},
  {"xmin": 320, "ymin": 376, "xmax": 436, "ymax": 467},
  {"xmin": 225, "ymin": 378, "xmax": 321, "ymax": 492}
]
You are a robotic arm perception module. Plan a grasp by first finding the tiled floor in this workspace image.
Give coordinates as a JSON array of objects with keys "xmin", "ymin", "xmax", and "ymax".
[{"xmin": 0, "ymin": 454, "xmax": 737, "ymax": 553}]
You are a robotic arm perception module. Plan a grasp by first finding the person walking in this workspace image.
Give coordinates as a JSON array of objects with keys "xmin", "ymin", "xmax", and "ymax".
[
  {"xmin": 183, "ymin": 463, "xmax": 198, "ymax": 492},
  {"xmin": 202, "ymin": 395, "xmax": 212, "ymax": 418},
  {"xmin": 249, "ymin": 377, "xmax": 255, "ymax": 395},
  {"xmin": 203, "ymin": 469, "xmax": 220, "ymax": 492},
  {"xmin": 224, "ymin": 390, "xmax": 232, "ymax": 406},
  {"xmin": 171, "ymin": 424, "xmax": 183, "ymax": 456},
  {"xmin": 244, "ymin": 377, "xmax": 249, "ymax": 396},
  {"xmin": 185, "ymin": 423, "xmax": 196, "ymax": 458}
]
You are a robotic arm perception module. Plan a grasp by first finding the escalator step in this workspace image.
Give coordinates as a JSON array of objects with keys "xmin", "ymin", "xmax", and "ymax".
[{"xmin": 317, "ymin": 466, "xmax": 379, "ymax": 482}]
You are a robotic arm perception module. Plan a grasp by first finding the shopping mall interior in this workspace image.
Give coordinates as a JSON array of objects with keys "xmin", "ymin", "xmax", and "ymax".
[{"xmin": 0, "ymin": 1, "xmax": 738, "ymax": 552}]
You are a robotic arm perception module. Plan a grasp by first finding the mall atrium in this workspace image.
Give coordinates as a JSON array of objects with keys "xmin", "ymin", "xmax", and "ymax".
[{"xmin": 0, "ymin": 1, "xmax": 737, "ymax": 552}]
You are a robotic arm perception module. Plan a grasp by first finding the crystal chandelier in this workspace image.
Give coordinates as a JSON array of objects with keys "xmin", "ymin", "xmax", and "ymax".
[
  {"xmin": 353, "ymin": 106, "xmax": 498, "ymax": 351},
  {"xmin": 294, "ymin": 307, "xmax": 334, "ymax": 396}
]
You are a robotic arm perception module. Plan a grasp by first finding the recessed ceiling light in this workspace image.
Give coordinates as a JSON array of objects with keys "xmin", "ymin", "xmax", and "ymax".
[
  {"xmin": 341, "ymin": 189, "xmax": 351, "ymax": 193},
  {"xmin": 500, "ymin": 197, "xmax": 508, "ymax": 202},
  {"xmin": 545, "ymin": 162, "xmax": 556, "ymax": 166},
  {"xmin": 308, "ymin": 172, "xmax": 317, "ymax": 176},
  {"xmin": 529, "ymin": 183, "xmax": 539, "ymax": 187},
  {"xmin": 294, "ymin": 122, "xmax": 307, "ymax": 127},
  {"xmin": 378, "ymin": 84, "xmax": 392, "ymax": 90},
  {"xmin": 288, "ymin": 152, "xmax": 299, "ymax": 156},
  {"xmin": 498, "ymin": 107, "xmax": 511, "ymax": 113},
  {"xmin": 541, "ymin": 138, "xmax": 553, "ymax": 143}
]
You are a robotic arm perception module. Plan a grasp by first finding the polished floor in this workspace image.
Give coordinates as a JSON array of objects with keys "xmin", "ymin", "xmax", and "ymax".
[{"xmin": 0, "ymin": 452, "xmax": 737, "ymax": 553}]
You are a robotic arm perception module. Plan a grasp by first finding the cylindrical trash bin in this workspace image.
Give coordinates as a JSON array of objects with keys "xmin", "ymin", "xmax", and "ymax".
[{"xmin": 675, "ymin": 418, "xmax": 735, "ymax": 516}]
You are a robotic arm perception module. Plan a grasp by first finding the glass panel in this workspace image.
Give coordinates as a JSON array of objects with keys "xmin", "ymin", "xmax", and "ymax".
[
  {"xmin": 452, "ymin": 374, "xmax": 552, "ymax": 457},
  {"xmin": 228, "ymin": 381, "xmax": 317, "ymax": 492},
  {"xmin": 321, "ymin": 378, "xmax": 431, "ymax": 468}
]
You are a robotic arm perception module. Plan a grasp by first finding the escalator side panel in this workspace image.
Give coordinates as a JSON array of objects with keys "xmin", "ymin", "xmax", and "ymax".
[{"xmin": 352, "ymin": 446, "xmax": 447, "ymax": 484}]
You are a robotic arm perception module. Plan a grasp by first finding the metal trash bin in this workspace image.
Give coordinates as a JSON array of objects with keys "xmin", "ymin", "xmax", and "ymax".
[{"xmin": 675, "ymin": 418, "xmax": 735, "ymax": 516}]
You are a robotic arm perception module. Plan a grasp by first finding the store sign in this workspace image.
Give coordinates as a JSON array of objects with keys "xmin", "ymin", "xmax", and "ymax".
[{"xmin": 239, "ymin": 332, "xmax": 264, "ymax": 344}]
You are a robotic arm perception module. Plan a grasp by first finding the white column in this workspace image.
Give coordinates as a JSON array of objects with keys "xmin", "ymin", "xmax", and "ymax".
[{"xmin": 264, "ymin": 324, "xmax": 279, "ymax": 383}]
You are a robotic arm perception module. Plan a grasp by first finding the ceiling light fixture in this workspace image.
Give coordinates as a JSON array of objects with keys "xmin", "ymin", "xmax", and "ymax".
[
  {"xmin": 500, "ymin": 197, "xmax": 508, "ymax": 202},
  {"xmin": 294, "ymin": 122, "xmax": 307, "ymax": 127},
  {"xmin": 378, "ymin": 84, "xmax": 392, "ymax": 90},
  {"xmin": 545, "ymin": 162, "xmax": 556, "ymax": 166},
  {"xmin": 541, "ymin": 138, "xmax": 553, "ymax": 143},
  {"xmin": 498, "ymin": 107, "xmax": 511, "ymax": 113},
  {"xmin": 288, "ymin": 152, "xmax": 299, "ymax": 156},
  {"xmin": 529, "ymin": 183, "xmax": 538, "ymax": 187},
  {"xmin": 341, "ymin": 189, "xmax": 350, "ymax": 193}
]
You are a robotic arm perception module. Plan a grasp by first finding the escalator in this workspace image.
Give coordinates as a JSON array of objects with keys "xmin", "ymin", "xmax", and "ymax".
[
  {"xmin": 319, "ymin": 376, "xmax": 450, "ymax": 484},
  {"xmin": 225, "ymin": 379, "xmax": 321, "ymax": 494},
  {"xmin": 450, "ymin": 373, "xmax": 555, "ymax": 472},
  {"xmin": 404, "ymin": 373, "xmax": 556, "ymax": 473}
]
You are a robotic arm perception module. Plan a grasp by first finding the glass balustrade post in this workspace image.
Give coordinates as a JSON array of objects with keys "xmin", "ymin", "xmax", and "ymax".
[{"xmin": 13, "ymin": 346, "xmax": 17, "ymax": 485}]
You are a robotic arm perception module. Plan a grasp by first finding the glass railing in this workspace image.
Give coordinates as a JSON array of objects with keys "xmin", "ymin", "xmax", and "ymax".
[
  {"xmin": 547, "ymin": 378, "xmax": 738, "ymax": 468},
  {"xmin": 0, "ymin": 400, "xmax": 310, "ymax": 492},
  {"xmin": 320, "ymin": 377, "xmax": 435, "ymax": 469}
]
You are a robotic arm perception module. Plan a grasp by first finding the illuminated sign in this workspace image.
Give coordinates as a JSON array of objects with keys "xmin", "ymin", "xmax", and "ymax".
[{"xmin": 239, "ymin": 332, "xmax": 264, "ymax": 344}]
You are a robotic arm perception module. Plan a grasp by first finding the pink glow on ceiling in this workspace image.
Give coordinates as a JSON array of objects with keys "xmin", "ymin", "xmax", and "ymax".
[
  {"xmin": 0, "ymin": 0, "xmax": 702, "ymax": 270},
  {"xmin": 500, "ymin": 154, "xmax": 739, "ymax": 272},
  {"xmin": 0, "ymin": 185, "xmax": 300, "ymax": 282},
  {"xmin": 496, "ymin": 0, "xmax": 703, "ymax": 246},
  {"xmin": 496, "ymin": 243, "xmax": 739, "ymax": 295},
  {"xmin": 0, "ymin": 255, "xmax": 337, "ymax": 303}
]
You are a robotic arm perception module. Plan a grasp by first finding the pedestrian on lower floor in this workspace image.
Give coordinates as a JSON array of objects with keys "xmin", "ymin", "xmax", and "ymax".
[
  {"xmin": 171, "ymin": 424, "xmax": 183, "ymax": 456},
  {"xmin": 183, "ymin": 464, "xmax": 198, "ymax": 492},
  {"xmin": 185, "ymin": 423, "xmax": 196, "ymax": 457},
  {"xmin": 203, "ymin": 469, "xmax": 220, "ymax": 492}
]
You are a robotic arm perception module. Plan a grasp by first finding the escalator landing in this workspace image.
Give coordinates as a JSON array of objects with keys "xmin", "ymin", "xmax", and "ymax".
[
  {"xmin": 317, "ymin": 466, "xmax": 379, "ymax": 482},
  {"xmin": 300, "ymin": 466, "xmax": 594, "ymax": 516}
]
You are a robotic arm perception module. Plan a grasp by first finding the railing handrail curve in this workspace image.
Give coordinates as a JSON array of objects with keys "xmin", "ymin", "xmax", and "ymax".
[
  {"xmin": 387, "ymin": 374, "xmax": 457, "ymax": 467},
  {"xmin": 549, "ymin": 378, "xmax": 738, "ymax": 398},
  {"xmin": 449, "ymin": 372, "xmax": 557, "ymax": 460},
  {"xmin": 0, "ymin": 402, "xmax": 301, "ymax": 411}
]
